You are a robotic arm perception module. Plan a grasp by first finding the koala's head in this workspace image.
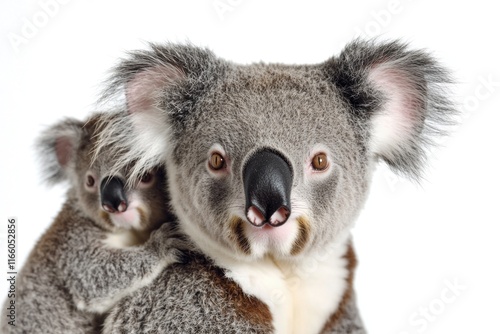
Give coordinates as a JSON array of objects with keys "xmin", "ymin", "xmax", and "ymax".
[
  {"xmin": 38, "ymin": 113, "xmax": 170, "ymax": 232},
  {"xmin": 98, "ymin": 40, "xmax": 454, "ymax": 260}
]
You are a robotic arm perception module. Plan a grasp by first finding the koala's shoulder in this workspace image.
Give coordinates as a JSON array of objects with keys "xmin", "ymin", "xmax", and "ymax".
[
  {"xmin": 105, "ymin": 253, "xmax": 274, "ymax": 333},
  {"xmin": 28, "ymin": 199, "xmax": 99, "ymax": 264}
]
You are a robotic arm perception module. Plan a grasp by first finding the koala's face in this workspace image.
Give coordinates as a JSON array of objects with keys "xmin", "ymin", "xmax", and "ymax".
[
  {"xmin": 170, "ymin": 65, "xmax": 370, "ymax": 259},
  {"xmin": 40, "ymin": 114, "xmax": 171, "ymax": 232},
  {"xmin": 98, "ymin": 41, "xmax": 453, "ymax": 260}
]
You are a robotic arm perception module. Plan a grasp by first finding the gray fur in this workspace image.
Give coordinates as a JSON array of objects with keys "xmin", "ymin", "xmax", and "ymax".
[
  {"xmin": 1, "ymin": 113, "xmax": 186, "ymax": 334},
  {"xmin": 326, "ymin": 292, "xmax": 366, "ymax": 334},
  {"xmin": 95, "ymin": 40, "xmax": 454, "ymax": 333},
  {"xmin": 103, "ymin": 250, "xmax": 366, "ymax": 334},
  {"xmin": 103, "ymin": 252, "xmax": 275, "ymax": 334},
  {"xmin": 103, "ymin": 252, "xmax": 365, "ymax": 334}
]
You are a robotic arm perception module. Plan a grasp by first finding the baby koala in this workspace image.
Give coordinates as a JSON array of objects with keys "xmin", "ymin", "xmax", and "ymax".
[{"xmin": 1, "ymin": 112, "xmax": 185, "ymax": 334}]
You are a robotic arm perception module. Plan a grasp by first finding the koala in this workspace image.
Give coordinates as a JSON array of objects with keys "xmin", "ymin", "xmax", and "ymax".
[
  {"xmin": 1, "ymin": 112, "xmax": 186, "ymax": 334},
  {"xmin": 95, "ymin": 40, "xmax": 455, "ymax": 333}
]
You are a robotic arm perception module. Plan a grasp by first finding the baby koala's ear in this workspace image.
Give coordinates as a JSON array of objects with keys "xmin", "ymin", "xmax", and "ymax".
[
  {"xmin": 36, "ymin": 118, "xmax": 84, "ymax": 185},
  {"xmin": 324, "ymin": 39, "xmax": 455, "ymax": 179}
]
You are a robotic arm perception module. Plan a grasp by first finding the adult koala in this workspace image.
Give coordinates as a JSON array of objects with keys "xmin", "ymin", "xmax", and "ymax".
[{"xmin": 97, "ymin": 40, "xmax": 454, "ymax": 333}]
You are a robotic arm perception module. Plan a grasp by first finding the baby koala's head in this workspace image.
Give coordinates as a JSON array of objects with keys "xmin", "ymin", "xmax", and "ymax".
[{"xmin": 38, "ymin": 112, "xmax": 170, "ymax": 233}]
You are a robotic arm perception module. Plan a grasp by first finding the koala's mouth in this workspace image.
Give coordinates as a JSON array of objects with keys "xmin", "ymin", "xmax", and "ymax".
[
  {"xmin": 100, "ymin": 204, "xmax": 147, "ymax": 231},
  {"xmin": 228, "ymin": 215, "xmax": 311, "ymax": 257}
]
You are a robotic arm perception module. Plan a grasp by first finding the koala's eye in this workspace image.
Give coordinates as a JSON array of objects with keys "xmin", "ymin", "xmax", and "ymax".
[
  {"xmin": 85, "ymin": 172, "xmax": 97, "ymax": 190},
  {"xmin": 209, "ymin": 152, "xmax": 225, "ymax": 171},
  {"xmin": 140, "ymin": 172, "xmax": 153, "ymax": 184},
  {"xmin": 312, "ymin": 153, "xmax": 328, "ymax": 171},
  {"xmin": 86, "ymin": 175, "xmax": 95, "ymax": 187}
]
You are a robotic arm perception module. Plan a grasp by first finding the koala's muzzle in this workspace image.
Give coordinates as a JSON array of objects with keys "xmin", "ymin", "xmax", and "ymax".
[
  {"xmin": 100, "ymin": 176, "xmax": 128, "ymax": 213},
  {"xmin": 243, "ymin": 150, "xmax": 292, "ymax": 227}
]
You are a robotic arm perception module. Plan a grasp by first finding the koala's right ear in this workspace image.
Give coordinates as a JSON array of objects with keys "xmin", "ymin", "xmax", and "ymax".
[
  {"xmin": 37, "ymin": 118, "xmax": 84, "ymax": 185},
  {"xmin": 96, "ymin": 43, "xmax": 226, "ymax": 182},
  {"xmin": 323, "ymin": 39, "xmax": 456, "ymax": 179}
]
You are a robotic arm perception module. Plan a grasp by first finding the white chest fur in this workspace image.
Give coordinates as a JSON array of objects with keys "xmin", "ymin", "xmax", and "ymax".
[
  {"xmin": 218, "ymin": 237, "xmax": 350, "ymax": 334},
  {"xmin": 181, "ymin": 211, "xmax": 352, "ymax": 334}
]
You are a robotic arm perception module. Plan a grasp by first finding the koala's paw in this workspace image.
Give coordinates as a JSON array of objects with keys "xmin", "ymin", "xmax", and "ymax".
[{"xmin": 148, "ymin": 223, "xmax": 191, "ymax": 262}]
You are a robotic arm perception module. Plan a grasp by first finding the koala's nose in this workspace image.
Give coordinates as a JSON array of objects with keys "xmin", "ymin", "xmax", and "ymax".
[
  {"xmin": 243, "ymin": 150, "xmax": 293, "ymax": 227},
  {"xmin": 100, "ymin": 176, "xmax": 128, "ymax": 213}
]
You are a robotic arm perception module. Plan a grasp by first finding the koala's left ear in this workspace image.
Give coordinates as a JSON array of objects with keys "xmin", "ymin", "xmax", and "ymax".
[{"xmin": 323, "ymin": 40, "xmax": 455, "ymax": 178}]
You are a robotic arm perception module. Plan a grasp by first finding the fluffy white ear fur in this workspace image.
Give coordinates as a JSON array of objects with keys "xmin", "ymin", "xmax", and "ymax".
[
  {"xmin": 125, "ymin": 109, "xmax": 171, "ymax": 180},
  {"xmin": 367, "ymin": 62, "xmax": 424, "ymax": 162},
  {"xmin": 95, "ymin": 65, "xmax": 186, "ymax": 184}
]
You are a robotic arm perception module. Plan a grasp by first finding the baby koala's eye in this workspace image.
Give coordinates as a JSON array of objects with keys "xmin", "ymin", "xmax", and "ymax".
[
  {"xmin": 311, "ymin": 153, "xmax": 328, "ymax": 171},
  {"xmin": 84, "ymin": 172, "xmax": 98, "ymax": 192},
  {"xmin": 209, "ymin": 152, "xmax": 225, "ymax": 171},
  {"xmin": 86, "ymin": 175, "xmax": 95, "ymax": 187},
  {"xmin": 139, "ymin": 172, "xmax": 154, "ymax": 184}
]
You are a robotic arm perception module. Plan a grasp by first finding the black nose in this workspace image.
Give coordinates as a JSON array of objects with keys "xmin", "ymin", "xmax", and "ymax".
[
  {"xmin": 243, "ymin": 150, "xmax": 293, "ymax": 227},
  {"xmin": 100, "ymin": 176, "xmax": 128, "ymax": 213}
]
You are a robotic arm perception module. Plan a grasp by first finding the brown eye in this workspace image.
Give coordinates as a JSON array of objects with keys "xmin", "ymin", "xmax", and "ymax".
[
  {"xmin": 312, "ymin": 153, "xmax": 328, "ymax": 171},
  {"xmin": 86, "ymin": 175, "xmax": 95, "ymax": 187},
  {"xmin": 209, "ymin": 152, "xmax": 225, "ymax": 171},
  {"xmin": 140, "ymin": 172, "xmax": 153, "ymax": 184}
]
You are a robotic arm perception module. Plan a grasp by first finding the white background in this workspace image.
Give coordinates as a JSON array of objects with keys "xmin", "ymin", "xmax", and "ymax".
[{"xmin": 1, "ymin": 1, "xmax": 499, "ymax": 333}]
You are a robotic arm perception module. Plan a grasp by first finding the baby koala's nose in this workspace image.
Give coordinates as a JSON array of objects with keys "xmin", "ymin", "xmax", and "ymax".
[{"xmin": 100, "ymin": 176, "xmax": 128, "ymax": 213}]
